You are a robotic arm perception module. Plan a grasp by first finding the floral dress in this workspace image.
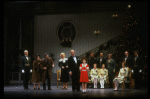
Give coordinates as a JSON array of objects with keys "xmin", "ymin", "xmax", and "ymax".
[
  {"xmin": 113, "ymin": 67, "xmax": 128, "ymax": 83},
  {"xmin": 90, "ymin": 68, "xmax": 99, "ymax": 82}
]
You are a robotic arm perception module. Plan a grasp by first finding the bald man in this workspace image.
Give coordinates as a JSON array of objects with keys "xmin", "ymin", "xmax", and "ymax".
[{"xmin": 68, "ymin": 50, "xmax": 81, "ymax": 92}]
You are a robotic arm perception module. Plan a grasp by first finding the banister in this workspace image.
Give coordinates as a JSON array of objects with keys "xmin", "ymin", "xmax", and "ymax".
[{"xmin": 79, "ymin": 35, "xmax": 121, "ymax": 58}]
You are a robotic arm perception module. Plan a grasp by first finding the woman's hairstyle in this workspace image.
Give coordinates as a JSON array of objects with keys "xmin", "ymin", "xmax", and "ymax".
[
  {"xmin": 102, "ymin": 64, "xmax": 105, "ymax": 67},
  {"xmin": 122, "ymin": 61, "xmax": 126, "ymax": 66},
  {"xmin": 34, "ymin": 54, "xmax": 40, "ymax": 60},
  {"xmin": 93, "ymin": 63, "xmax": 97, "ymax": 67},
  {"xmin": 81, "ymin": 57, "xmax": 87, "ymax": 62},
  {"xmin": 60, "ymin": 52, "xmax": 65, "ymax": 57}
]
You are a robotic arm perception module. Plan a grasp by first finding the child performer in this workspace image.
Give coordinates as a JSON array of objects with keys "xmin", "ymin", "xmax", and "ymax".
[{"xmin": 79, "ymin": 57, "xmax": 89, "ymax": 92}]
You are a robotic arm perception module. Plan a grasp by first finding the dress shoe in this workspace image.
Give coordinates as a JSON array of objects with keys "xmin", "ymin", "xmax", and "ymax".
[
  {"xmin": 113, "ymin": 89, "xmax": 118, "ymax": 91},
  {"xmin": 48, "ymin": 88, "xmax": 52, "ymax": 90}
]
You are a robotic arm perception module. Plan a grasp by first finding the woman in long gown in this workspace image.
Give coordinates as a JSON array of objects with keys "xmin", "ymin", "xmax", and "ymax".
[
  {"xmin": 113, "ymin": 61, "xmax": 128, "ymax": 91},
  {"xmin": 99, "ymin": 64, "xmax": 108, "ymax": 88},
  {"xmin": 90, "ymin": 63, "xmax": 99, "ymax": 88},
  {"xmin": 58, "ymin": 53, "xmax": 69, "ymax": 89}
]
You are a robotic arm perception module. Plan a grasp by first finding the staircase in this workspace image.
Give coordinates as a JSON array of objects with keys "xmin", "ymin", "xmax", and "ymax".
[{"xmin": 78, "ymin": 35, "xmax": 120, "ymax": 59}]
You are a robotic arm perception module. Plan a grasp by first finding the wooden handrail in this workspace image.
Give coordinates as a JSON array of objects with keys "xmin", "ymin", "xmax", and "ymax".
[{"xmin": 79, "ymin": 35, "xmax": 121, "ymax": 58}]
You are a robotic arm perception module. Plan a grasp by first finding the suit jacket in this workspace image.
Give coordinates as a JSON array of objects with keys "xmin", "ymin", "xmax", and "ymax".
[
  {"xmin": 106, "ymin": 58, "xmax": 116, "ymax": 71},
  {"xmin": 40, "ymin": 58, "xmax": 54, "ymax": 83},
  {"xmin": 97, "ymin": 57, "xmax": 106, "ymax": 68},
  {"xmin": 132, "ymin": 56, "xmax": 143, "ymax": 70},
  {"xmin": 88, "ymin": 57, "xmax": 97, "ymax": 69},
  {"xmin": 68, "ymin": 55, "xmax": 80, "ymax": 74},
  {"xmin": 122, "ymin": 56, "xmax": 132, "ymax": 68},
  {"xmin": 20, "ymin": 55, "xmax": 32, "ymax": 70}
]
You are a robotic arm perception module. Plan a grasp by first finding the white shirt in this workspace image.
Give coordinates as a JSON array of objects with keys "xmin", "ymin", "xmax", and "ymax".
[
  {"xmin": 25, "ymin": 55, "xmax": 28, "ymax": 60},
  {"xmin": 100, "ymin": 59, "xmax": 102, "ymax": 62},
  {"xmin": 135, "ymin": 55, "xmax": 138, "ymax": 61},
  {"xmin": 73, "ymin": 55, "xmax": 77, "ymax": 64}
]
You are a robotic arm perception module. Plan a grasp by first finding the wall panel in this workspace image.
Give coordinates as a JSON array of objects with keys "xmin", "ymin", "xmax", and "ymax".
[{"xmin": 34, "ymin": 12, "xmax": 123, "ymax": 73}]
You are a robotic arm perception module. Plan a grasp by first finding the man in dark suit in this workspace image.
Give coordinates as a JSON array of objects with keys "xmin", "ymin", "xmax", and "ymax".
[
  {"xmin": 132, "ymin": 50, "xmax": 143, "ymax": 89},
  {"xmin": 97, "ymin": 53, "xmax": 106, "ymax": 68},
  {"xmin": 122, "ymin": 51, "xmax": 132, "ymax": 68},
  {"xmin": 88, "ymin": 53, "xmax": 97, "ymax": 69},
  {"xmin": 68, "ymin": 50, "xmax": 81, "ymax": 92},
  {"xmin": 20, "ymin": 50, "xmax": 32, "ymax": 90},
  {"xmin": 40, "ymin": 53, "xmax": 54, "ymax": 90},
  {"xmin": 106, "ymin": 54, "xmax": 116, "ymax": 88},
  {"xmin": 122, "ymin": 51, "xmax": 132, "ymax": 88}
]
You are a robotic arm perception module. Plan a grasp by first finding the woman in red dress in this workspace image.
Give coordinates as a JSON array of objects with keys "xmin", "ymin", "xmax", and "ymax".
[{"xmin": 79, "ymin": 57, "xmax": 89, "ymax": 92}]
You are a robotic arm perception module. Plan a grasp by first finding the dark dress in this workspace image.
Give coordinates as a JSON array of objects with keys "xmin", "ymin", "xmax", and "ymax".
[{"xmin": 58, "ymin": 58, "xmax": 69, "ymax": 82}]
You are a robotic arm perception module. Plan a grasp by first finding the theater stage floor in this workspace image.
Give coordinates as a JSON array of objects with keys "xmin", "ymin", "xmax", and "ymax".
[{"xmin": 4, "ymin": 85, "xmax": 148, "ymax": 98}]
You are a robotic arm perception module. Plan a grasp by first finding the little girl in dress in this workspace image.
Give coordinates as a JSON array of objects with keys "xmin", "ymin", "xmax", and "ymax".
[{"xmin": 79, "ymin": 57, "xmax": 89, "ymax": 92}]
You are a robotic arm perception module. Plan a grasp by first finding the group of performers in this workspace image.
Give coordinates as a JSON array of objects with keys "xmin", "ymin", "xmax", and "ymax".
[{"xmin": 20, "ymin": 49, "xmax": 143, "ymax": 92}]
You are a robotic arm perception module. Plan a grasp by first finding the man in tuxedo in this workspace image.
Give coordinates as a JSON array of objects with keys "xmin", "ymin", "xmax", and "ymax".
[
  {"xmin": 132, "ymin": 50, "xmax": 143, "ymax": 89},
  {"xmin": 41, "ymin": 53, "xmax": 54, "ymax": 90},
  {"xmin": 20, "ymin": 50, "xmax": 32, "ymax": 90},
  {"xmin": 123, "ymin": 51, "xmax": 132, "ymax": 68},
  {"xmin": 88, "ymin": 53, "xmax": 97, "ymax": 69},
  {"xmin": 122, "ymin": 51, "xmax": 132, "ymax": 88},
  {"xmin": 97, "ymin": 53, "xmax": 106, "ymax": 68},
  {"xmin": 68, "ymin": 50, "xmax": 81, "ymax": 92}
]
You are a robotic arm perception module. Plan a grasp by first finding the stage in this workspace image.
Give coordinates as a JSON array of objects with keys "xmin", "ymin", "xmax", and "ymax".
[{"xmin": 4, "ymin": 85, "xmax": 148, "ymax": 98}]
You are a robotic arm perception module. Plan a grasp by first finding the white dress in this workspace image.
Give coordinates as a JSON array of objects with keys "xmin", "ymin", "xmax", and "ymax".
[
  {"xmin": 113, "ymin": 67, "xmax": 128, "ymax": 83},
  {"xmin": 90, "ymin": 68, "xmax": 99, "ymax": 82},
  {"xmin": 99, "ymin": 69, "xmax": 108, "ymax": 81}
]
